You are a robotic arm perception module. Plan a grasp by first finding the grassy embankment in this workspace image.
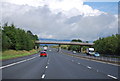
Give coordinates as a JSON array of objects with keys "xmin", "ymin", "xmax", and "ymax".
[{"xmin": 1, "ymin": 49, "xmax": 39, "ymax": 60}]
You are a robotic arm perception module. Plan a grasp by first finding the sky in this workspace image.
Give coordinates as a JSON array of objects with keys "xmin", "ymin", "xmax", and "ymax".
[
  {"xmin": 84, "ymin": 2, "xmax": 118, "ymax": 15},
  {"xmin": 1, "ymin": 0, "xmax": 118, "ymax": 41}
]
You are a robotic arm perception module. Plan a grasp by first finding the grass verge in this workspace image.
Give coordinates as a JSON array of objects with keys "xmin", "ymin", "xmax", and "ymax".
[{"xmin": 1, "ymin": 49, "xmax": 39, "ymax": 60}]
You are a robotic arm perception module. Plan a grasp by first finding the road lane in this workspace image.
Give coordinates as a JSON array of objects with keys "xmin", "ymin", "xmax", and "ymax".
[
  {"xmin": 2, "ymin": 55, "xmax": 48, "ymax": 79},
  {"xmin": 44, "ymin": 50, "xmax": 111, "ymax": 79},
  {"xmin": 59, "ymin": 50, "xmax": 119, "ymax": 79},
  {"xmin": 2, "ymin": 48, "xmax": 119, "ymax": 79},
  {"xmin": 2, "ymin": 53, "xmax": 39, "ymax": 66}
]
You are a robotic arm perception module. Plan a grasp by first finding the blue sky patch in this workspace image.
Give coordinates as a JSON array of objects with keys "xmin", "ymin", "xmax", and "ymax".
[{"xmin": 84, "ymin": 2, "xmax": 118, "ymax": 15}]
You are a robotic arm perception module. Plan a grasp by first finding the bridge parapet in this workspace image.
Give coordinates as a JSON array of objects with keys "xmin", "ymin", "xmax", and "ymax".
[{"xmin": 35, "ymin": 41, "xmax": 94, "ymax": 46}]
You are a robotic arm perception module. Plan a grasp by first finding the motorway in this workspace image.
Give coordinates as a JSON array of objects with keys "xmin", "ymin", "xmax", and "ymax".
[
  {"xmin": 61, "ymin": 49, "xmax": 119, "ymax": 63},
  {"xmin": 1, "ymin": 48, "xmax": 119, "ymax": 79}
]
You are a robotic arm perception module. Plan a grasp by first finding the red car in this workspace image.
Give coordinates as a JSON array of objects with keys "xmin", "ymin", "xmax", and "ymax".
[{"xmin": 40, "ymin": 51, "xmax": 47, "ymax": 57}]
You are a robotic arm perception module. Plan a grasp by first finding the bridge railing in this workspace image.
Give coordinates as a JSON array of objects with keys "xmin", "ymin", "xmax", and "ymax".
[{"xmin": 35, "ymin": 41, "xmax": 94, "ymax": 46}]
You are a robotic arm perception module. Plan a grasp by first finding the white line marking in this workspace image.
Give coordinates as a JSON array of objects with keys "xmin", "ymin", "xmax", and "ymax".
[
  {"xmin": 78, "ymin": 63, "xmax": 80, "ymax": 64},
  {"xmin": 79, "ymin": 57, "xmax": 120, "ymax": 66},
  {"xmin": 0, "ymin": 56, "xmax": 37, "ymax": 69},
  {"xmin": 63, "ymin": 53, "xmax": 120, "ymax": 66},
  {"xmin": 108, "ymin": 75, "xmax": 117, "ymax": 79},
  {"xmin": 46, "ymin": 66, "xmax": 48, "ymax": 68},
  {"xmin": 47, "ymin": 58, "xmax": 50, "ymax": 63},
  {"xmin": 41, "ymin": 74, "xmax": 45, "ymax": 79},
  {"xmin": 87, "ymin": 66, "xmax": 92, "ymax": 69},
  {"xmin": 26, "ymin": 57, "xmax": 36, "ymax": 61},
  {"xmin": 72, "ymin": 60, "xmax": 74, "ymax": 62},
  {"xmin": 97, "ymin": 70, "xmax": 99, "ymax": 72},
  {"xmin": 0, "ymin": 60, "xmax": 27, "ymax": 69}
]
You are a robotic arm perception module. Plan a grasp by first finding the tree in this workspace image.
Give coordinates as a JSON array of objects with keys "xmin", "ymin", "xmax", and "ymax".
[
  {"xmin": 68, "ymin": 39, "xmax": 82, "ymax": 52},
  {"xmin": 2, "ymin": 32, "xmax": 12, "ymax": 50},
  {"xmin": 71, "ymin": 39, "xmax": 82, "ymax": 42},
  {"xmin": 85, "ymin": 41, "xmax": 89, "ymax": 43},
  {"xmin": 93, "ymin": 34, "xmax": 120, "ymax": 55},
  {"xmin": 2, "ymin": 23, "xmax": 39, "ymax": 51}
]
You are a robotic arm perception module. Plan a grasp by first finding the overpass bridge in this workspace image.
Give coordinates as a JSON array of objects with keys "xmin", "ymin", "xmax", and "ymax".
[
  {"xmin": 35, "ymin": 41, "xmax": 94, "ymax": 46},
  {"xmin": 35, "ymin": 41, "xmax": 94, "ymax": 52}
]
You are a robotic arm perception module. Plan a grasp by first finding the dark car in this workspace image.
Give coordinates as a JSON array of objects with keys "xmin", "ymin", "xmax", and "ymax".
[{"xmin": 40, "ymin": 51, "xmax": 47, "ymax": 57}]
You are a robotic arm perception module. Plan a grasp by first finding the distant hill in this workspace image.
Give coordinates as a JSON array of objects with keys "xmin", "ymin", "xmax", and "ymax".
[
  {"xmin": 39, "ymin": 38, "xmax": 93, "ymax": 42},
  {"xmin": 39, "ymin": 38, "xmax": 71, "ymax": 46},
  {"xmin": 39, "ymin": 38, "xmax": 71, "ymax": 42},
  {"xmin": 39, "ymin": 38, "xmax": 93, "ymax": 46}
]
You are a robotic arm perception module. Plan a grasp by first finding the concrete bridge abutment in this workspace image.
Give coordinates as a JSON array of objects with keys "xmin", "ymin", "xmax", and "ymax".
[{"xmin": 57, "ymin": 44, "xmax": 61, "ymax": 52}]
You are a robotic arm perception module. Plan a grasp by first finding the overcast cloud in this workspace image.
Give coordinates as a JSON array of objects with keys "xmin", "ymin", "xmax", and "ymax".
[{"xmin": 1, "ymin": 0, "xmax": 118, "ymax": 41}]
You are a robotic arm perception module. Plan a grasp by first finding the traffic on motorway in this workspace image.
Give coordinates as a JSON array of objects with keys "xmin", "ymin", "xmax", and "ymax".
[
  {"xmin": 2, "ymin": 47, "xmax": 119, "ymax": 80},
  {"xmin": 40, "ymin": 51, "xmax": 47, "ymax": 57}
]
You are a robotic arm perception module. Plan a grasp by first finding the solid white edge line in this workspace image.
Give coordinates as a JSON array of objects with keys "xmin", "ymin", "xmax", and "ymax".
[
  {"xmin": 0, "ymin": 56, "xmax": 37, "ymax": 69},
  {"xmin": 107, "ymin": 75, "xmax": 117, "ymax": 79},
  {"xmin": 0, "ymin": 60, "xmax": 27, "ymax": 69},
  {"xmin": 41, "ymin": 74, "xmax": 45, "ymax": 79},
  {"xmin": 26, "ymin": 57, "xmax": 36, "ymax": 61},
  {"xmin": 82, "ymin": 57, "xmax": 120, "ymax": 66},
  {"xmin": 63, "ymin": 53, "xmax": 120, "ymax": 66}
]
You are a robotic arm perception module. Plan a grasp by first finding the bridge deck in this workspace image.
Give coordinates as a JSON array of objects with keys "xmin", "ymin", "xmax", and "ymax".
[{"xmin": 35, "ymin": 41, "xmax": 94, "ymax": 46}]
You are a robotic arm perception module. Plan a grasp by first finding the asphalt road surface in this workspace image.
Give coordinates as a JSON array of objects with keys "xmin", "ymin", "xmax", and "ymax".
[
  {"xmin": 61, "ymin": 49, "xmax": 119, "ymax": 62},
  {"xmin": 1, "ymin": 48, "xmax": 119, "ymax": 79}
]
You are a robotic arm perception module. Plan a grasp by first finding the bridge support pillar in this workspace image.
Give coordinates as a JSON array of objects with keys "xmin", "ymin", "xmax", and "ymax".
[
  {"xmin": 35, "ymin": 46, "xmax": 37, "ymax": 50},
  {"xmin": 81, "ymin": 47, "xmax": 83, "ymax": 53},
  {"xmin": 58, "ymin": 44, "xmax": 61, "ymax": 52}
]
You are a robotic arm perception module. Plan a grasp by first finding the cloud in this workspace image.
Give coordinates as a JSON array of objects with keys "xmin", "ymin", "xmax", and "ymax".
[
  {"xmin": 86, "ymin": 0, "xmax": 119, "ymax": 2},
  {"xmin": 1, "ymin": 0, "xmax": 118, "ymax": 41},
  {"xmin": 1, "ymin": 0, "xmax": 44, "ymax": 7},
  {"xmin": 1, "ymin": 0, "xmax": 104, "ymax": 17}
]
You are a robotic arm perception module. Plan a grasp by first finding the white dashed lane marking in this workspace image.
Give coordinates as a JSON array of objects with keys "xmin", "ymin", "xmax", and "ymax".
[
  {"xmin": 41, "ymin": 74, "xmax": 45, "ymax": 79},
  {"xmin": 62, "ymin": 53, "xmax": 118, "ymax": 79},
  {"xmin": 87, "ymin": 66, "xmax": 92, "ymax": 69},
  {"xmin": 46, "ymin": 66, "xmax": 48, "ymax": 69},
  {"xmin": 97, "ymin": 70, "xmax": 99, "ymax": 72},
  {"xmin": 107, "ymin": 75, "xmax": 117, "ymax": 79}
]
